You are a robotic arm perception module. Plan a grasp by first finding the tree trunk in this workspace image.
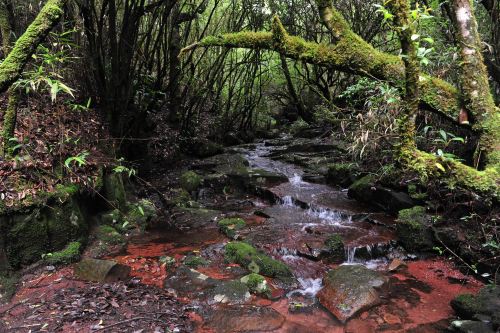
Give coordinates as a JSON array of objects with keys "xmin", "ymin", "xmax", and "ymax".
[
  {"xmin": 0, "ymin": 0, "xmax": 68, "ymax": 93},
  {"xmin": 449, "ymin": 0, "xmax": 500, "ymax": 171}
]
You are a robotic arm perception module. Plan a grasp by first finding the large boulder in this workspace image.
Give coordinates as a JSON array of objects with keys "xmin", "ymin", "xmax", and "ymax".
[
  {"xmin": 326, "ymin": 163, "xmax": 361, "ymax": 188},
  {"xmin": 396, "ymin": 206, "xmax": 434, "ymax": 253},
  {"xmin": 348, "ymin": 175, "xmax": 416, "ymax": 214},
  {"xmin": 317, "ymin": 264, "xmax": 388, "ymax": 322}
]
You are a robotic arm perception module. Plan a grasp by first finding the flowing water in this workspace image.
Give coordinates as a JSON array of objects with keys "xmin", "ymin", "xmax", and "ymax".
[{"xmin": 112, "ymin": 140, "xmax": 482, "ymax": 332}]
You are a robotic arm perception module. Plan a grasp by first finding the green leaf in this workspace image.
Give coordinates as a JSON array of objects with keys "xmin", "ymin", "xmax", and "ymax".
[{"xmin": 435, "ymin": 163, "xmax": 446, "ymax": 172}]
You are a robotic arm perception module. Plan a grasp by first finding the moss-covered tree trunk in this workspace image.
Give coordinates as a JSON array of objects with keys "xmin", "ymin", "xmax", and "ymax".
[
  {"xmin": 0, "ymin": 0, "xmax": 68, "ymax": 93},
  {"xmin": 449, "ymin": 0, "xmax": 500, "ymax": 171},
  {"xmin": 0, "ymin": 0, "xmax": 19, "ymax": 157},
  {"xmin": 387, "ymin": 0, "xmax": 419, "ymax": 160}
]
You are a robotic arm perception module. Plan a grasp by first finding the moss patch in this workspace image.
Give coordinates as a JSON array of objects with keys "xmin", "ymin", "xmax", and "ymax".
[
  {"xmin": 96, "ymin": 225, "xmax": 124, "ymax": 245},
  {"xmin": 183, "ymin": 255, "xmax": 209, "ymax": 268},
  {"xmin": 44, "ymin": 241, "xmax": 81, "ymax": 265},
  {"xmin": 240, "ymin": 273, "xmax": 269, "ymax": 295},
  {"xmin": 224, "ymin": 242, "xmax": 293, "ymax": 280},
  {"xmin": 218, "ymin": 217, "xmax": 246, "ymax": 238},
  {"xmin": 180, "ymin": 171, "xmax": 202, "ymax": 192},
  {"xmin": 324, "ymin": 234, "xmax": 345, "ymax": 263}
]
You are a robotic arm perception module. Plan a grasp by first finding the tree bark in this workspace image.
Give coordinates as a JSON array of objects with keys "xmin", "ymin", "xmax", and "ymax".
[{"xmin": 449, "ymin": 0, "xmax": 500, "ymax": 171}]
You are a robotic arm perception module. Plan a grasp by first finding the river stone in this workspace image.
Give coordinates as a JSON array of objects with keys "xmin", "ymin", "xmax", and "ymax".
[
  {"xmin": 163, "ymin": 265, "xmax": 219, "ymax": 296},
  {"xmin": 205, "ymin": 305, "xmax": 285, "ymax": 333},
  {"xmin": 74, "ymin": 259, "xmax": 130, "ymax": 282},
  {"xmin": 209, "ymin": 280, "xmax": 251, "ymax": 305},
  {"xmin": 317, "ymin": 264, "xmax": 388, "ymax": 322},
  {"xmin": 170, "ymin": 207, "xmax": 220, "ymax": 229},
  {"xmin": 451, "ymin": 285, "xmax": 500, "ymax": 329}
]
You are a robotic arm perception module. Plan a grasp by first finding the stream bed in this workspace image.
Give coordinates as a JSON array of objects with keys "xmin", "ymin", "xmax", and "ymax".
[{"xmin": 112, "ymin": 141, "xmax": 482, "ymax": 332}]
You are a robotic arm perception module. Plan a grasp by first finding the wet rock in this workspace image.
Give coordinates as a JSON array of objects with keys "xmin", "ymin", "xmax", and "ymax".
[
  {"xmin": 224, "ymin": 242, "xmax": 294, "ymax": 282},
  {"xmin": 183, "ymin": 255, "xmax": 209, "ymax": 268},
  {"xmin": 170, "ymin": 207, "xmax": 220, "ymax": 229},
  {"xmin": 218, "ymin": 217, "xmax": 246, "ymax": 238},
  {"xmin": 205, "ymin": 305, "xmax": 285, "ymax": 333},
  {"xmin": 302, "ymin": 173, "xmax": 326, "ymax": 184},
  {"xmin": 396, "ymin": 206, "xmax": 434, "ymax": 252},
  {"xmin": 324, "ymin": 234, "xmax": 346, "ymax": 263},
  {"xmin": 317, "ymin": 264, "xmax": 388, "ymax": 323},
  {"xmin": 348, "ymin": 175, "xmax": 416, "ymax": 214},
  {"xmin": 164, "ymin": 265, "xmax": 218, "ymax": 296},
  {"xmin": 326, "ymin": 163, "xmax": 361, "ymax": 188},
  {"xmin": 450, "ymin": 320, "xmax": 495, "ymax": 333},
  {"xmin": 387, "ymin": 259, "xmax": 407, "ymax": 272},
  {"xmin": 74, "ymin": 259, "xmax": 130, "ymax": 282},
  {"xmin": 209, "ymin": 280, "xmax": 251, "ymax": 304},
  {"xmin": 188, "ymin": 139, "xmax": 224, "ymax": 158},
  {"xmin": 240, "ymin": 273, "xmax": 269, "ymax": 295},
  {"xmin": 451, "ymin": 285, "xmax": 500, "ymax": 329}
]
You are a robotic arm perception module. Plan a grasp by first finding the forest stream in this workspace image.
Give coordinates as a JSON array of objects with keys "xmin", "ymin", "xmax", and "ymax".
[{"xmin": 102, "ymin": 139, "xmax": 483, "ymax": 333}]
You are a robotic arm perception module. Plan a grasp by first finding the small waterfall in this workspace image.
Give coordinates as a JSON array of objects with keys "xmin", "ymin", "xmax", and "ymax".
[
  {"xmin": 287, "ymin": 278, "xmax": 323, "ymax": 298},
  {"xmin": 346, "ymin": 246, "xmax": 357, "ymax": 263},
  {"xmin": 280, "ymin": 195, "xmax": 294, "ymax": 206},
  {"xmin": 289, "ymin": 173, "xmax": 303, "ymax": 186}
]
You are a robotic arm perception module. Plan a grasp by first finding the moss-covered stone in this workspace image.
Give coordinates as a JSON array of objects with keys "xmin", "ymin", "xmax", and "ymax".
[
  {"xmin": 324, "ymin": 234, "xmax": 345, "ymax": 263},
  {"xmin": 183, "ymin": 255, "xmax": 209, "ymax": 268},
  {"xmin": 96, "ymin": 225, "xmax": 124, "ymax": 245},
  {"xmin": 451, "ymin": 286, "xmax": 500, "ymax": 329},
  {"xmin": 125, "ymin": 199, "xmax": 157, "ymax": 227},
  {"xmin": 0, "ymin": 273, "xmax": 18, "ymax": 303},
  {"xmin": 218, "ymin": 217, "xmax": 246, "ymax": 238},
  {"xmin": 44, "ymin": 241, "xmax": 81, "ymax": 265},
  {"xmin": 101, "ymin": 209, "xmax": 123, "ymax": 226},
  {"xmin": 224, "ymin": 242, "xmax": 293, "ymax": 280},
  {"xmin": 240, "ymin": 273, "xmax": 269, "ymax": 295},
  {"xmin": 180, "ymin": 171, "xmax": 202, "ymax": 192},
  {"xmin": 396, "ymin": 206, "xmax": 434, "ymax": 252},
  {"xmin": 169, "ymin": 188, "xmax": 192, "ymax": 207}
]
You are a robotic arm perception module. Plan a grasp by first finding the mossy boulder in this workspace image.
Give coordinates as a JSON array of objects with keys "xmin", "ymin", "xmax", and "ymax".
[
  {"xmin": 44, "ymin": 241, "xmax": 81, "ymax": 265},
  {"xmin": 218, "ymin": 217, "xmax": 246, "ymax": 238},
  {"xmin": 396, "ymin": 206, "xmax": 434, "ymax": 252},
  {"xmin": 101, "ymin": 209, "xmax": 123, "ymax": 226},
  {"xmin": 324, "ymin": 234, "xmax": 345, "ymax": 263},
  {"xmin": 451, "ymin": 286, "xmax": 500, "ymax": 330},
  {"xmin": 180, "ymin": 171, "xmax": 202, "ymax": 192},
  {"xmin": 125, "ymin": 199, "xmax": 157, "ymax": 227},
  {"xmin": 209, "ymin": 280, "xmax": 251, "ymax": 305},
  {"xmin": 348, "ymin": 175, "xmax": 416, "ymax": 214},
  {"xmin": 224, "ymin": 242, "xmax": 293, "ymax": 281},
  {"xmin": 1, "ymin": 192, "xmax": 88, "ymax": 268},
  {"xmin": 189, "ymin": 139, "xmax": 224, "ymax": 158},
  {"xmin": 240, "ymin": 273, "xmax": 269, "ymax": 295},
  {"xmin": 326, "ymin": 163, "xmax": 360, "ymax": 187}
]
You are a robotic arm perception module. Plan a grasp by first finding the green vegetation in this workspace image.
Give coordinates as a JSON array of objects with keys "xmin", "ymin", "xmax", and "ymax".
[
  {"xmin": 44, "ymin": 241, "xmax": 81, "ymax": 265},
  {"xmin": 396, "ymin": 206, "xmax": 433, "ymax": 252},
  {"xmin": 218, "ymin": 217, "xmax": 246, "ymax": 238},
  {"xmin": 180, "ymin": 171, "xmax": 202, "ymax": 192},
  {"xmin": 225, "ymin": 242, "xmax": 293, "ymax": 280}
]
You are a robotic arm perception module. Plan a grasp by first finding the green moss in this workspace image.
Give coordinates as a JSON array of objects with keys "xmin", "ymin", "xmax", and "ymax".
[
  {"xmin": 170, "ymin": 188, "xmax": 192, "ymax": 207},
  {"xmin": 183, "ymin": 255, "xmax": 209, "ymax": 268},
  {"xmin": 96, "ymin": 225, "xmax": 124, "ymax": 245},
  {"xmin": 125, "ymin": 199, "xmax": 157, "ymax": 227},
  {"xmin": 180, "ymin": 171, "xmax": 202, "ymax": 192},
  {"xmin": 326, "ymin": 163, "xmax": 359, "ymax": 187},
  {"xmin": 0, "ymin": 0, "xmax": 67, "ymax": 92},
  {"xmin": 103, "ymin": 173, "xmax": 127, "ymax": 209},
  {"xmin": 218, "ymin": 217, "xmax": 246, "ymax": 238},
  {"xmin": 396, "ymin": 206, "xmax": 433, "ymax": 252},
  {"xmin": 324, "ymin": 234, "xmax": 345, "ymax": 262},
  {"xmin": 224, "ymin": 242, "xmax": 293, "ymax": 280},
  {"xmin": 101, "ymin": 209, "xmax": 123, "ymax": 225},
  {"xmin": 44, "ymin": 241, "xmax": 81, "ymax": 265},
  {"xmin": 240, "ymin": 273, "xmax": 269, "ymax": 295}
]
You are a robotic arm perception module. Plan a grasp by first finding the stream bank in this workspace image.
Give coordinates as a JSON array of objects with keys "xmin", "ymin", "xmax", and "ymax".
[{"xmin": 0, "ymin": 134, "xmax": 496, "ymax": 332}]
